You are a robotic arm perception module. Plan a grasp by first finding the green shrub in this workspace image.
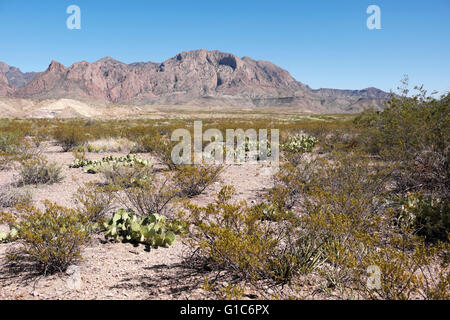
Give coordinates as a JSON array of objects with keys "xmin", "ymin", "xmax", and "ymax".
[
  {"xmin": 180, "ymin": 186, "xmax": 323, "ymax": 284},
  {"xmin": 355, "ymin": 85, "xmax": 449, "ymax": 196},
  {"xmin": 277, "ymin": 151, "xmax": 449, "ymax": 299},
  {"xmin": 87, "ymin": 144, "xmax": 101, "ymax": 153},
  {"xmin": 0, "ymin": 131, "xmax": 24, "ymax": 154},
  {"xmin": 132, "ymin": 133, "xmax": 178, "ymax": 170},
  {"xmin": 74, "ymin": 182, "xmax": 117, "ymax": 223},
  {"xmin": 18, "ymin": 156, "xmax": 63, "ymax": 185},
  {"xmin": 121, "ymin": 174, "xmax": 177, "ymax": 217},
  {"xmin": 173, "ymin": 164, "xmax": 223, "ymax": 198},
  {"xmin": 53, "ymin": 123, "xmax": 88, "ymax": 152},
  {"xmin": 1, "ymin": 201, "xmax": 90, "ymax": 274}
]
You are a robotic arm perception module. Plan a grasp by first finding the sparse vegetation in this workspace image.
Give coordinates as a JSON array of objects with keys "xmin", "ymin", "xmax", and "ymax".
[
  {"xmin": 69, "ymin": 154, "xmax": 151, "ymax": 174},
  {"xmin": 0, "ymin": 84, "xmax": 448, "ymax": 299},
  {"xmin": 180, "ymin": 186, "xmax": 324, "ymax": 285},
  {"xmin": 120, "ymin": 174, "xmax": 177, "ymax": 217}
]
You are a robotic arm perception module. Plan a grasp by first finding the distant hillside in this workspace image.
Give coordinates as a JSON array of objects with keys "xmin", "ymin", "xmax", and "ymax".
[{"xmin": 0, "ymin": 50, "xmax": 390, "ymax": 113}]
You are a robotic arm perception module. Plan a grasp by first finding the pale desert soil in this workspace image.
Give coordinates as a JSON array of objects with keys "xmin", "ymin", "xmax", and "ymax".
[{"xmin": 0, "ymin": 144, "xmax": 319, "ymax": 300}]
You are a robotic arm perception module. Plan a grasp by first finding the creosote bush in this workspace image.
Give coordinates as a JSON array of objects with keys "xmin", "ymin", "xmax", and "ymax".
[
  {"xmin": 17, "ymin": 156, "xmax": 63, "ymax": 186},
  {"xmin": 0, "ymin": 130, "xmax": 24, "ymax": 154},
  {"xmin": 74, "ymin": 182, "xmax": 117, "ymax": 224},
  {"xmin": 103, "ymin": 162, "xmax": 153, "ymax": 189},
  {"xmin": 0, "ymin": 201, "xmax": 91, "ymax": 274},
  {"xmin": 53, "ymin": 122, "xmax": 88, "ymax": 152},
  {"xmin": 355, "ymin": 84, "xmax": 449, "ymax": 245},
  {"xmin": 173, "ymin": 163, "xmax": 223, "ymax": 198},
  {"xmin": 132, "ymin": 133, "xmax": 178, "ymax": 170},
  {"xmin": 121, "ymin": 174, "xmax": 178, "ymax": 217},
  {"xmin": 180, "ymin": 186, "xmax": 323, "ymax": 285},
  {"xmin": 273, "ymin": 150, "xmax": 449, "ymax": 299}
]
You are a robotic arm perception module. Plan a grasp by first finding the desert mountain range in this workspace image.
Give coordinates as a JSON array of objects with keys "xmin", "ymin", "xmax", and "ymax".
[{"xmin": 0, "ymin": 49, "xmax": 390, "ymax": 114}]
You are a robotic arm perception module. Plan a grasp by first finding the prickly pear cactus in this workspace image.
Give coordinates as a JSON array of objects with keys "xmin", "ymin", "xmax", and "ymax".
[
  {"xmin": 104, "ymin": 209, "xmax": 176, "ymax": 247},
  {"xmin": 0, "ymin": 227, "xmax": 19, "ymax": 243},
  {"xmin": 0, "ymin": 232, "xmax": 8, "ymax": 243},
  {"xmin": 282, "ymin": 134, "xmax": 318, "ymax": 153},
  {"xmin": 69, "ymin": 154, "xmax": 151, "ymax": 174}
]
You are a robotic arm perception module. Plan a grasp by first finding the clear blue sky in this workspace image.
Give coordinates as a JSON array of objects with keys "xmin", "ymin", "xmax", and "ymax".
[{"xmin": 0, "ymin": 0, "xmax": 449, "ymax": 94}]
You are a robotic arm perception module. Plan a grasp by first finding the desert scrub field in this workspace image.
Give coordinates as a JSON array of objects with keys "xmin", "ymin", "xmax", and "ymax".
[{"xmin": 0, "ymin": 87, "xmax": 448, "ymax": 300}]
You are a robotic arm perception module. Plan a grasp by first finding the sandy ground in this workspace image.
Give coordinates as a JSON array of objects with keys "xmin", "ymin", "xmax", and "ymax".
[{"xmin": 0, "ymin": 144, "xmax": 297, "ymax": 300}]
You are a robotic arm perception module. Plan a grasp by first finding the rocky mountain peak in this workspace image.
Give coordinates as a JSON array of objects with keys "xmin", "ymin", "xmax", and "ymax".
[
  {"xmin": 47, "ymin": 60, "xmax": 67, "ymax": 72},
  {"xmin": 1, "ymin": 50, "xmax": 389, "ymax": 112}
]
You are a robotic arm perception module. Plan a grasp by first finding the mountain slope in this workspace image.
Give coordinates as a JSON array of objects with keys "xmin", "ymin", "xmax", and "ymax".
[
  {"xmin": 1, "ymin": 50, "xmax": 390, "ymax": 112},
  {"xmin": 0, "ymin": 62, "xmax": 38, "ymax": 88}
]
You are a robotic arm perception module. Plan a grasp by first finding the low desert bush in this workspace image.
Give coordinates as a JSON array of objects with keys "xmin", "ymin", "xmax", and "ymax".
[
  {"xmin": 53, "ymin": 122, "xmax": 88, "ymax": 152},
  {"xmin": 355, "ymin": 84, "xmax": 449, "ymax": 196},
  {"xmin": 102, "ymin": 162, "xmax": 153, "ymax": 188},
  {"xmin": 180, "ymin": 186, "xmax": 323, "ymax": 285},
  {"xmin": 173, "ymin": 164, "xmax": 223, "ymax": 198},
  {"xmin": 17, "ymin": 156, "xmax": 63, "ymax": 186},
  {"xmin": 132, "ymin": 133, "xmax": 178, "ymax": 170},
  {"xmin": 271, "ymin": 157, "xmax": 318, "ymax": 210},
  {"xmin": 0, "ymin": 131, "xmax": 26, "ymax": 170},
  {"xmin": 131, "ymin": 134, "xmax": 158, "ymax": 153},
  {"xmin": 0, "ymin": 201, "xmax": 91, "ymax": 274},
  {"xmin": 121, "ymin": 174, "xmax": 178, "ymax": 217},
  {"xmin": 0, "ymin": 130, "xmax": 24, "ymax": 154},
  {"xmin": 74, "ymin": 182, "xmax": 117, "ymax": 223},
  {"xmin": 275, "ymin": 151, "xmax": 449, "ymax": 299},
  {"xmin": 354, "ymin": 83, "xmax": 449, "ymax": 245},
  {"xmin": 0, "ymin": 186, "xmax": 32, "ymax": 208},
  {"xmin": 87, "ymin": 138, "xmax": 135, "ymax": 153}
]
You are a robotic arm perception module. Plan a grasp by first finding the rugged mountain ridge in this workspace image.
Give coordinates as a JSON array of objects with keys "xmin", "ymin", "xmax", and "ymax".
[
  {"xmin": 0, "ymin": 50, "xmax": 390, "ymax": 112},
  {"xmin": 0, "ymin": 62, "xmax": 38, "ymax": 89}
]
